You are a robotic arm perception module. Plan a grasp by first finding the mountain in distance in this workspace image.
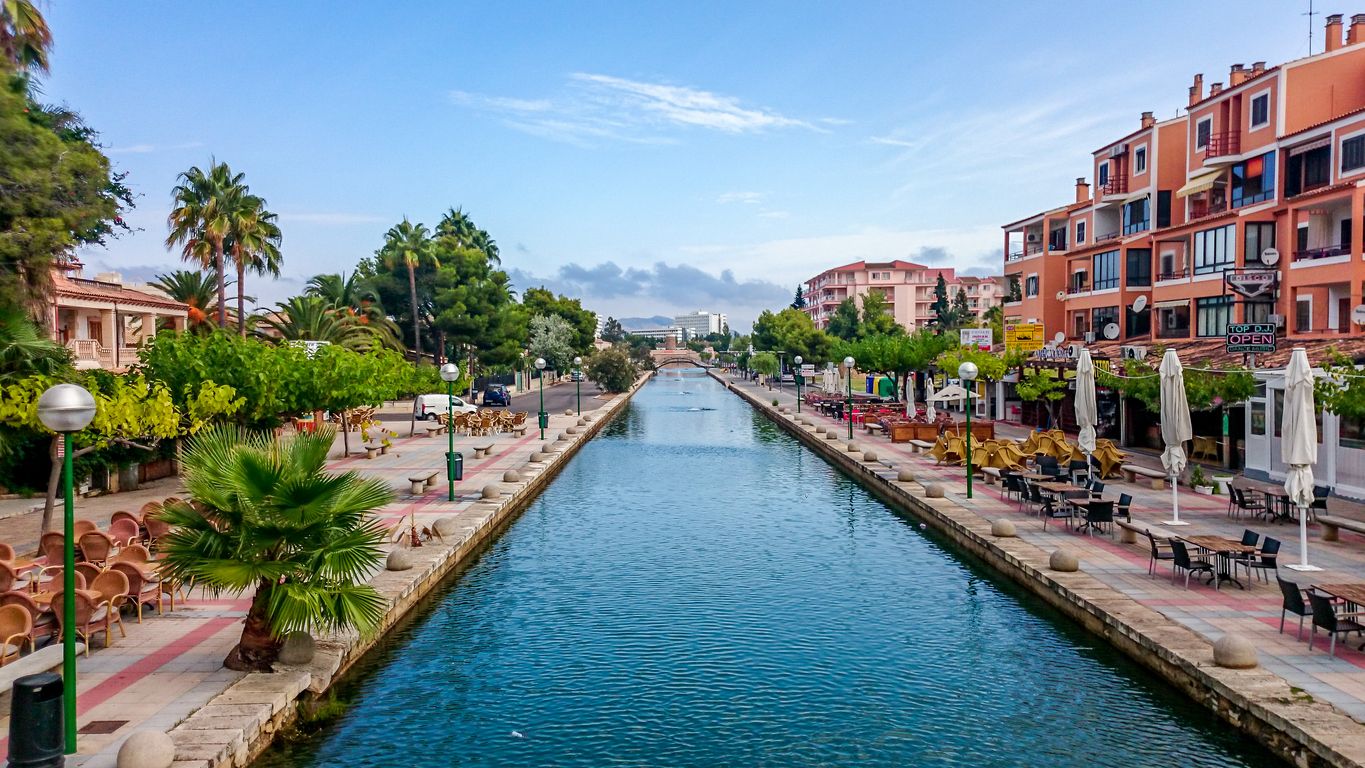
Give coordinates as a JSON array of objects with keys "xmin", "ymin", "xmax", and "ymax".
[{"xmin": 617, "ymin": 315, "xmax": 674, "ymax": 330}]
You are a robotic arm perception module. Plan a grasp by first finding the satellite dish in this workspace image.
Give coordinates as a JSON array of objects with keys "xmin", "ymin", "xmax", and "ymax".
[
  {"xmin": 1053, "ymin": 331, "xmax": 1065, "ymax": 344},
  {"xmin": 1354, "ymin": 304, "xmax": 1365, "ymax": 326},
  {"xmin": 1103, "ymin": 323, "xmax": 1120, "ymax": 340},
  {"xmin": 1056, "ymin": 290, "xmax": 1067, "ymax": 301},
  {"xmin": 1132, "ymin": 295, "xmax": 1148, "ymax": 313},
  {"xmin": 1261, "ymin": 247, "xmax": 1280, "ymax": 266}
]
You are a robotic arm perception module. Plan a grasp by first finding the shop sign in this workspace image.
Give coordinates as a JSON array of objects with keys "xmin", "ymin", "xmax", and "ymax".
[
  {"xmin": 1004, "ymin": 323, "xmax": 1045, "ymax": 352},
  {"xmin": 1225, "ymin": 322, "xmax": 1276, "ymax": 353},
  {"xmin": 1224, "ymin": 270, "xmax": 1278, "ymax": 299},
  {"xmin": 960, "ymin": 328, "xmax": 993, "ymax": 350}
]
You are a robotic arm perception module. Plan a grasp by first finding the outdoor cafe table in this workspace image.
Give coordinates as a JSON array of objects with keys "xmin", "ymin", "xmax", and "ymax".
[
  {"xmin": 1182, "ymin": 535, "xmax": 1258, "ymax": 590},
  {"xmin": 1022, "ymin": 473, "xmax": 1053, "ymax": 482},
  {"xmin": 1315, "ymin": 583, "xmax": 1365, "ymax": 650}
]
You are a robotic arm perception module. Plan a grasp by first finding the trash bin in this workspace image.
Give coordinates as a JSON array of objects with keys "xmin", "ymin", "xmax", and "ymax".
[
  {"xmin": 538, "ymin": 412, "xmax": 549, "ymax": 429},
  {"xmin": 446, "ymin": 452, "xmax": 464, "ymax": 482},
  {"xmin": 9, "ymin": 672, "xmax": 64, "ymax": 767}
]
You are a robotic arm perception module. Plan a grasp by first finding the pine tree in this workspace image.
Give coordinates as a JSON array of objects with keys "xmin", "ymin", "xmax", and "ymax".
[
  {"xmin": 930, "ymin": 273, "xmax": 951, "ymax": 332},
  {"xmin": 792, "ymin": 285, "xmax": 806, "ymax": 309},
  {"xmin": 951, "ymin": 288, "xmax": 971, "ymax": 327}
]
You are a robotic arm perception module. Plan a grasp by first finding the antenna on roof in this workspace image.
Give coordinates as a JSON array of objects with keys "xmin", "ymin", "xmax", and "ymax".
[{"xmin": 1305, "ymin": 0, "xmax": 1318, "ymax": 54}]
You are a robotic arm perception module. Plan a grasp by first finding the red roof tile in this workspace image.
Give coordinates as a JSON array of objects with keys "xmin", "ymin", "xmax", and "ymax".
[{"xmin": 54, "ymin": 274, "xmax": 188, "ymax": 312}]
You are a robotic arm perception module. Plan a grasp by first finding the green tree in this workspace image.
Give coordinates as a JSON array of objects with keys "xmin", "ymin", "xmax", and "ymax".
[
  {"xmin": 1098, "ymin": 356, "xmax": 1255, "ymax": 413},
  {"xmin": 377, "ymin": 218, "xmax": 438, "ymax": 358},
  {"xmin": 951, "ymin": 288, "xmax": 971, "ymax": 327},
  {"xmin": 167, "ymin": 160, "xmax": 248, "ymax": 328},
  {"xmin": 936, "ymin": 344, "xmax": 1008, "ymax": 416},
  {"xmin": 846, "ymin": 329, "xmax": 954, "ymax": 407},
  {"xmin": 259, "ymin": 296, "xmax": 391, "ymax": 351},
  {"xmin": 930, "ymin": 273, "xmax": 951, "ymax": 332},
  {"xmin": 1, "ymin": 0, "xmax": 51, "ymax": 73},
  {"xmin": 752, "ymin": 308, "xmax": 832, "ymax": 363},
  {"xmin": 983, "ymin": 304, "xmax": 1005, "ymax": 344},
  {"xmin": 522, "ymin": 287, "xmax": 596, "ymax": 353},
  {"xmin": 791, "ymin": 285, "xmax": 806, "ymax": 309},
  {"xmin": 1016, "ymin": 367, "xmax": 1068, "ymax": 427},
  {"xmin": 601, "ymin": 316, "xmax": 626, "ymax": 343},
  {"xmin": 860, "ymin": 291, "xmax": 901, "ymax": 337},
  {"xmin": 152, "ymin": 270, "xmax": 225, "ymax": 333},
  {"xmin": 157, "ymin": 427, "xmax": 390, "ymax": 671},
  {"xmin": 0, "ymin": 305, "xmax": 71, "ymax": 383},
  {"xmin": 528, "ymin": 314, "xmax": 576, "ymax": 372},
  {"xmin": 436, "ymin": 207, "xmax": 499, "ymax": 262},
  {"xmin": 750, "ymin": 351, "xmax": 780, "ymax": 387},
  {"xmin": 585, "ymin": 348, "xmax": 637, "ymax": 393},
  {"xmin": 826, "ymin": 297, "xmax": 862, "ymax": 341},
  {"xmin": 225, "ymin": 192, "xmax": 282, "ymax": 337},
  {"xmin": 430, "ymin": 244, "xmax": 526, "ymax": 381}
]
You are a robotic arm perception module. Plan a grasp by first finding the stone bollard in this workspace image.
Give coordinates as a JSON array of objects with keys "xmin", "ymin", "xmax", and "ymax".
[
  {"xmin": 279, "ymin": 631, "xmax": 316, "ymax": 665},
  {"xmin": 433, "ymin": 517, "xmax": 460, "ymax": 537},
  {"xmin": 846, "ymin": 442, "xmax": 860, "ymax": 453},
  {"xmin": 566, "ymin": 426, "xmax": 579, "ymax": 435},
  {"xmin": 481, "ymin": 484, "xmax": 501, "ymax": 500},
  {"xmin": 897, "ymin": 468, "xmax": 916, "ymax": 483},
  {"xmin": 503, "ymin": 469, "xmax": 521, "ymax": 483},
  {"xmin": 117, "ymin": 730, "xmax": 176, "ymax": 768},
  {"xmin": 1213, "ymin": 634, "xmax": 1259, "ymax": 669},
  {"xmin": 541, "ymin": 444, "xmax": 556, "ymax": 454},
  {"xmin": 991, "ymin": 519, "xmax": 1017, "ymax": 538},
  {"xmin": 924, "ymin": 482, "xmax": 945, "ymax": 498},
  {"xmin": 824, "ymin": 432, "xmax": 839, "ymax": 441},
  {"xmin": 577, "ymin": 417, "xmax": 587, "ymax": 426},
  {"xmin": 386, "ymin": 548, "xmax": 414, "ymax": 571},
  {"xmin": 528, "ymin": 453, "xmax": 545, "ymax": 464},
  {"xmin": 1049, "ymin": 548, "xmax": 1080, "ymax": 572},
  {"xmin": 564, "ymin": 409, "xmax": 574, "ymax": 416},
  {"xmin": 863, "ymin": 451, "xmax": 879, "ymax": 463}
]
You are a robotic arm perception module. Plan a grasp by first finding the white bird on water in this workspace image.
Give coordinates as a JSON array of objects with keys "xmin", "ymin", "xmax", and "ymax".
[{"xmin": 510, "ymin": 731, "xmax": 525, "ymax": 739}]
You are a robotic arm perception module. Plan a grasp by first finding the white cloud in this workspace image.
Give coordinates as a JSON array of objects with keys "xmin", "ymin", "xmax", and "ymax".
[
  {"xmin": 106, "ymin": 141, "xmax": 203, "ymax": 155},
  {"xmin": 757, "ymin": 210, "xmax": 790, "ymax": 219},
  {"xmin": 717, "ymin": 191, "xmax": 764, "ymax": 205},
  {"xmin": 569, "ymin": 73, "xmax": 817, "ymax": 133},
  {"xmin": 276, "ymin": 212, "xmax": 388, "ymax": 225}
]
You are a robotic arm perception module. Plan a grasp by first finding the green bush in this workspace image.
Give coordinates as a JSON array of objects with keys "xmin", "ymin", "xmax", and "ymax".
[{"xmin": 585, "ymin": 348, "xmax": 637, "ymax": 393}]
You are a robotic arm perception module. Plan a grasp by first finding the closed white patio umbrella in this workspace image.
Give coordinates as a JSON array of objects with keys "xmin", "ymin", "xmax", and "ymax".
[
  {"xmin": 1282, "ymin": 347, "xmax": 1322, "ymax": 571},
  {"xmin": 1159, "ymin": 349, "xmax": 1192, "ymax": 526},
  {"xmin": 1075, "ymin": 349, "xmax": 1098, "ymax": 481},
  {"xmin": 925, "ymin": 376, "xmax": 938, "ymax": 421}
]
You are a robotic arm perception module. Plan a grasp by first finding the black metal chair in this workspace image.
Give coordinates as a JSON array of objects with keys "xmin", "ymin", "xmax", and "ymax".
[
  {"xmin": 1311, "ymin": 486, "xmax": 1329, "ymax": 521},
  {"xmin": 1145, "ymin": 530, "xmax": 1174, "ymax": 577},
  {"xmin": 1002, "ymin": 473, "xmax": 1024, "ymax": 503},
  {"xmin": 1067, "ymin": 459, "xmax": 1089, "ymax": 485},
  {"xmin": 1308, "ymin": 591, "xmax": 1365, "ymax": 656},
  {"xmin": 1040, "ymin": 491, "xmax": 1074, "ymax": 531},
  {"xmin": 1116, "ymin": 493, "xmax": 1133, "ymax": 523},
  {"xmin": 1237, "ymin": 537, "xmax": 1280, "ymax": 584},
  {"xmin": 1277, "ymin": 574, "xmax": 1312, "ymax": 640},
  {"xmin": 1230, "ymin": 488, "xmax": 1266, "ymax": 520},
  {"xmin": 1089, "ymin": 480, "xmax": 1105, "ymax": 498},
  {"xmin": 1026, "ymin": 483, "xmax": 1048, "ymax": 516},
  {"xmin": 1080, "ymin": 500, "xmax": 1115, "ymax": 538},
  {"xmin": 1169, "ymin": 540, "xmax": 1217, "ymax": 589}
]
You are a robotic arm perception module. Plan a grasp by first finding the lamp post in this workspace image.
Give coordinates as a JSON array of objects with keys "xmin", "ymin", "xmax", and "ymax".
[
  {"xmin": 844, "ymin": 355, "xmax": 856, "ymax": 440},
  {"xmin": 36, "ymin": 383, "xmax": 96, "ymax": 755},
  {"xmin": 573, "ymin": 356, "xmax": 582, "ymax": 415},
  {"xmin": 535, "ymin": 357, "xmax": 547, "ymax": 439},
  {"xmin": 793, "ymin": 355, "xmax": 803, "ymax": 413},
  {"xmin": 959, "ymin": 361, "xmax": 979, "ymax": 499},
  {"xmin": 440, "ymin": 363, "xmax": 460, "ymax": 502}
]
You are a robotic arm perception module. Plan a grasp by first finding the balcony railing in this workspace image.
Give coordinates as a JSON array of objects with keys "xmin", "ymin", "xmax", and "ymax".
[
  {"xmin": 1293, "ymin": 244, "xmax": 1350, "ymax": 262},
  {"xmin": 1095, "ymin": 232, "xmax": 1121, "ymax": 243},
  {"xmin": 1205, "ymin": 131, "xmax": 1241, "ymax": 159},
  {"xmin": 1066, "ymin": 284, "xmax": 1089, "ymax": 295},
  {"xmin": 1099, "ymin": 174, "xmax": 1129, "ymax": 196},
  {"xmin": 1025, "ymin": 243, "xmax": 1043, "ymax": 255},
  {"xmin": 1156, "ymin": 267, "xmax": 1189, "ymax": 281}
]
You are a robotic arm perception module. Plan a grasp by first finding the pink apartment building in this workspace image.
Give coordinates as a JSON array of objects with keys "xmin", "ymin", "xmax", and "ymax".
[{"xmin": 801, "ymin": 260, "xmax": 1003, "ymax": 331}]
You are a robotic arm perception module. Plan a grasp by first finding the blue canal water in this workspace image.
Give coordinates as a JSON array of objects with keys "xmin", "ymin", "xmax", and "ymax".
[{"xmin": 259, "ymin": 371, "xmax": 1280, "ymax": 767}]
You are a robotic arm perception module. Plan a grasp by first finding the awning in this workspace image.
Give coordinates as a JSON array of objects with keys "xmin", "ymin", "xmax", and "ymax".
[
  {"xmin": 1289, "ymin": 137, "xmax": 1332, "ymax": 156},
  {"xmin": 1153, "ymin": 299, "xmax": 1190, "ymax": 309},
  {"xmin": 1176, "ymin": 169, "xmax": 1222, "ymax": 198}
]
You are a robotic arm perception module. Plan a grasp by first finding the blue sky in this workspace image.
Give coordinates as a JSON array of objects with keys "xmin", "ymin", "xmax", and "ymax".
[{"xmin": 48, "ymin": 1, "xmax": 1314, "ymax": 328}]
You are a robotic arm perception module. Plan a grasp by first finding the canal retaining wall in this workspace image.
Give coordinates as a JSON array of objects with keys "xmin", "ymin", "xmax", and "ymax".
[
  {"xmin": 716, "ymin": 371, "xmax": 1365, "ymax": 768},
  {"xmin": 166, "ymin": 373, "xmax": 652, "ymax": 768}
]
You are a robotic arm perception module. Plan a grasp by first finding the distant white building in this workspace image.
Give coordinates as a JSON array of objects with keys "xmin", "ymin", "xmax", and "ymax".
[
  {"xmin": 673, "ymin": 311, "xmax": 727, "ymax": 338},
  {"xmin": 630, "ymin": 327, "xmax": 684, "ymax": 342}
]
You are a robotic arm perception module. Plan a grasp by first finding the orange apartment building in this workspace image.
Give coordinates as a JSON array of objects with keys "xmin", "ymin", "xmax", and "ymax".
[{"xmin": 801, "ymin": 260, "xmax": 1002, "ymax": 331}]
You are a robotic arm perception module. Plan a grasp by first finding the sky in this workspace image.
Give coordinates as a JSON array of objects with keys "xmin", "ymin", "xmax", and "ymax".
[{"xmin": 45, "ymin": 1, "xmax": 1317, "ymax": 329}]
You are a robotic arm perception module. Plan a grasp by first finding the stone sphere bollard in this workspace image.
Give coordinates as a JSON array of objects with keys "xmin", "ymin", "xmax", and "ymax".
[
  {"xmin": 1213, "ymin": 634, "xmax": 1259, "ymax": 669},
  {"xmin": 564, "ymin": 409, "xmax": 574, "ymax": 416},
  {"xmin": 1049, "ymin": 548, "xmax": 1080, "ymax": 572},
  {"xmin": 279, "ymin": 631, "xmax": 316, "ymax": 665},
  {"xmin": 117, "ymin": 730, "xmax": 176, "ymax": 768},
  {"xmin": 528, "ymin": 453, "xmax": 545, "ymax": 464},
  {"xmin": 433, "ymin": 517, "xmax": 460, "ymax": 537},
  {"xmin": 897, "ymin": 468, "xmax": 916, "ymax": 483},
  {"xmin": 386, "ymin": 548, "xmax": 414, "ymax": 571},
  {"xmin": 503, "ymin": 469, "xmax": 521, "ymax": 483},
  {"xmin": 863, "ymin": 451, "xmax": 879, "ymax": 463},
  {"xmin": 991, "ymin": 519, "xmax": 1017, "ymax": 538},
  {"xmin": 481, "ymin": 484, "xmax": 501, "ymax": 500},
  {"xmin": 846, "ymin": 442, "xmax": 860, "ymax": 453},
  {"xmin": 825, "ymin": 431, "xmax": 839, "ymax": 441},
  {"xmin": 541, "ymin": 444, "xmax": 556, "ymax": 454},
  {"xmin": 924, "ymin": 482, "xmax": 945, "ymax": 498},
  {"xmin": 566, "ymin": 426, "xmax": 579, "ymax": 435},
  {"xmin": 577, "ymin": 417, "xmax": 587, "ymax": 426}
]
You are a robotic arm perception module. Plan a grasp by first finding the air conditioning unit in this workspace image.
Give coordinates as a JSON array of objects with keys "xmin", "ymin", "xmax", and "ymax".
[
  {"xmin": 1084, "ymin": 331, "xmax": 1096, "ymax": 343},
  {"xmin": 1268, "ymin": 314, "xmax": 1285, "ymax": 328},
  {"xmin": 1026, "ymin": 233, "xmax": 1039, "ymax": 242},
  {"xmin": 1069, "ymin": 343, "xmax": 1085, "ymax": 357},
  {"xmin": 1121, "ymin": 345, "xmax": 1148, "ymax": 360},
  {"xmin": 1109, "ymin": 143, "xmax": 1127, "ymax": 158}
]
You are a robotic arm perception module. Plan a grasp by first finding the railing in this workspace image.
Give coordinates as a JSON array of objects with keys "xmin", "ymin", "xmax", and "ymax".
[
  {"xmin": 1189, "ymin": 200, "xmax": 1228, "ymax": 219},
  {"xmin": 1293, "ymin": 244, "xmax": 1350, "ymax": 262},
  {"xmin": 1205, "ymin": 131, "xmax": 1241, "ymax": 158},
  {"xmin": 1025, "ymin": 243, "xmax": 1043, "ymax": 255},
  {"xmin": 1100, "ymin": 174, "xmax": 1129, "ymax": 196},
  {"xmin": 1006, "ymin": 250, "xmax": 1025, "ymax": 262},
  {"xmin": 1095, "ymin": 232, "xmax": 1121, "ymax": 243},
  {"xmin": 1157, "ymin": 267, "xmax": 1189, "ymax": 281},
  {"xmin": 1066, "ymin": 284, "xmax": 1089, "ymax": 295}
]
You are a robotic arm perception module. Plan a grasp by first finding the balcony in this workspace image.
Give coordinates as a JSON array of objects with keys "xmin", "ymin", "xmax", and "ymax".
[
  {"xmin": 1066, "ymin": 284, "xmax": 1090, "ymax": 295},
  {"xmin": 1293, "ymin": 244, "xmax": 1350, "ymax": 262},
  {"xmin": 1095, "ymin": 232, "xmax": 1121, "ymax": 244},
  {"xmin": 1205, "ymin": 131, "xmax": 1240, "ymax": 159},
  {"xmin": 1099, "ymin": 174, "xmax": 1128, "ymax": 197},
  {"xmin": 1156, "ymin": 267, "xmax": 1189, "ymax": 281},
  {"xmin": 1006, "ymin": 250, "xmax": 1024, "ymax": 262}
]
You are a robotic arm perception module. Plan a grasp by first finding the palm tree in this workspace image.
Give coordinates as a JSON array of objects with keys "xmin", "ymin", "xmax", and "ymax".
[
  {"xmin": 150, "ymin": 269, "xmax": 225, "ymax": 333},
  {"xmin": 258, "ymin": 295, "xmax": 384, "ymax": 350},
  {"xmin": 167, "ymin": 161, "xmax": 247, "ymax": 329},
  {"xmin": 1, "ymin": 0, "xmax": 52, "ymax": 73},
  {"xmin": 377, "ymin": 218, "xmax": 437, "ymax": 358},
  {"xmin": 225, "ymin": 193, "xmax": 282, "ymax": 337},
  {"xmin": 306, "ymin": 272, "xmax": 402, "ymax": 348},
  {"xmin": 0, "ymin": 305, "xmax": 70, "ymax": 382},
  {"xmin": 437, "ymin": 207, "xmax": 499, "ymax": 262},
  {"xmin": 155, "ymin": 426, "xmax": 390, "ymax": 671}
]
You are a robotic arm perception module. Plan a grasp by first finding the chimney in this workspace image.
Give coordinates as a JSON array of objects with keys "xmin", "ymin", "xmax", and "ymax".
[
  {"xmin": 1209, "ymin": 81, "xmax": 1224, "ymax": 97},
  {"xmin": 1229, "ymin": 63, "xmax": 1246, "ymax": 86},
  {"xmin": 1075, "ymin": 177, "xmax": 1090, "ymax": 204},
  {"xmin": 1188, "ymin": 73, "xmax": 1204, "ymax": 106},
  {"xmin": 1327, "ymin": 13, "xmax": 1344, "ymax": 51},
  {"xmin": 1349, "ymin": 13, "xmax": 1365, "ymax": 45},
  {"xmin": 1140, "ymin": 110, "xmax": 1155, "ymax": 129},
  {"xmin": 1251, "ymin": 61, "xmax": 1266, "ymax": 76}
]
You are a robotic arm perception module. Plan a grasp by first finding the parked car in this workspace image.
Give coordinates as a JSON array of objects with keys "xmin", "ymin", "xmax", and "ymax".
[
  {"xmin": 483, "ymin": 384, "xmax": 511, "ymax": 407},
  {"xmin": 413, "ymin": 394, "xmax": 478, "ymax": 421}
]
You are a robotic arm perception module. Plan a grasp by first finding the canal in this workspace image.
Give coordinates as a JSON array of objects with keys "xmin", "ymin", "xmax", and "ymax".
[{"xmin": 259, "ymin": 370, "xmax": 1280, "ymax": 767}]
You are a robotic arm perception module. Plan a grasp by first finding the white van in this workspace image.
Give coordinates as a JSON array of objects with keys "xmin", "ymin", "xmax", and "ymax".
[{"xmin": 413, "ymin": 394, "xmax": 478, "ymax": 421}]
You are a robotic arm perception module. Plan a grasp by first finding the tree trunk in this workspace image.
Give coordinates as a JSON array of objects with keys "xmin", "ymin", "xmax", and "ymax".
[
  {"xmin": 223, "ymin": 583, "xmax": 282, "ymax": 672},
  {"xmin": 215, "ymin": 241, "xmax": 228, "ymax": 328},
  {"xmin": 41, "ymin": 436, "xmax": 59, "ymax": 535},
  {"xmin": 340, "ymin": 409, "xmax": 351, "ymax": 457},
  {"xmin": 407, "ymin": 263, "xmax": 422, "ymax": 360},
  {"xmin": 236, "ymin": 249, "xmax": 247, "ymax": 337}
]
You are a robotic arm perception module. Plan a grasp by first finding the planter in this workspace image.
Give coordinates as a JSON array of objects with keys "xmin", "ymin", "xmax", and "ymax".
[
  {"xmin": 1193, "ymin": 485, "xmax": 1215, "ymax": 495},
  {"xmin": 1212, "ymin": 475, "xmax": 1234, "ymax": 495}
]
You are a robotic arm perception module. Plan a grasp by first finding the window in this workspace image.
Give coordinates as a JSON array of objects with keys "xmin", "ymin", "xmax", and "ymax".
[
  {"xmin": 1250, "ymin": 401, "xmax": 1266, "ymax": 436},
  {"xmin": 1075, "ymin": 220, "xmax": 1086, "ymax": 244},
  {"xmin": 1274, "ymin": 389, "xmax": 1324, "ymax": 441},
  {"xmin": 1098, "ymin": 162, "xmax": 1109, "ymax": 187},
  {"xmin": 1159, "ymin": 250, "xmax": 1179, "ymax": 280},
  {"xmin": 1025, "ymin": 275, "xmax": 1039, "ymax": 297},
  {"xmin": 1048, "ymin": 227, "xmax": 1068, "ymax": 252},
  {"xmin": 1297, "ymin": 224, "xmax": 1309, "ymax": 253},
  {"xmin": 1093, "ymin": 250, "xmax": 1120, "ymax": 290},
  {"xmin": 1286, "ymin": 144, "xmax": 1331, "ymax": 196},
  {"xmin": 1296, "ymin": 297, "xmax": 1312, "ymax": 332},
  {"xmin": 1074, "ymin": 312, "xmax": 1088, "ymax": 338},
  {"xmin": 1122, "ymin": 197, "xmax": 1150, "ymax": 234},
  {"xmin": 1196, "ymin": 117, "xmax": 1212, "ymax": 149},
  {"xmin": 1071, "ymin": 270, "xmax": 1088, "ymax": 293},
  {"xmin": 1342, "ymin": 415, "xmax": 1365, "ymax": 450},
  {"xmin": 1193, "ymin": 224, "xmax": 1236, "ymax": 274},
  {"xmin": 871, "ymin": 271, "xmax": 891, "ymax": 280},
  {"xmin": 1158, "ymin": 305, "xmax": 1190, "ymax": 338},
  {"xmin": 1196, "ymin": 295, "xmax": 1233, "ymax": 337},
  {"xmin": 1342, "ymin": 218, "xmax": 1353, "ymax": 252},
  {"xmin": 1250, "ymin": 92, "xmax": 1270, "ymax": 129},
  {"xmin": 1126, "ymin": 304, "xmax": 1151, "ymax": 337},
  {"xmin": 1125, "ymin": 249, "xmax": 1152, "ymax": 286},
  {"xmin": 1231, "ymin": 152, "xmax": 1275, "ymax": 206},
  {"xmin": 1245, "ymin": 302, "xmax": 1273, "ymax": 324},
  {"xmin": 1156, "ymin": 190, "xmax": 1172, "ymax": 228},
  {"xmin": 1344, "ymin": 134, "xmax": 1365, "ymax": 174},
  {"xmin": 1245, "ymin": 222, "xmax": 1275, "ymax": 265},
  {"xmin": 1093, "ymin": 306, "xmax": 1119, "ymax": 337},
  {"xmin": 1134, "ymin": 145, "xmax": 1147, "ymax": 174}
]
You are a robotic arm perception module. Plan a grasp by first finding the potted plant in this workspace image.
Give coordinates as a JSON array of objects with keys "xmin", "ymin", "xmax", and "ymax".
[
  {"xmin": 1188, "ymin": 465, "xmax": 1214, "ymax": 495},
  {"xmin": 1212, "ymin": 473, "xmax": 1235, "ymax": 495}
]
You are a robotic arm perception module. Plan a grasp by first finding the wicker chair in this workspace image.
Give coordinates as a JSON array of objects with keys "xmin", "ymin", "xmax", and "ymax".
[
  {"xmin": 109, "ymin": 563, "xmax": 163, "ymax": 622},
  {"xmin": 78, "ymin": 531, "xmax": 116, "ymax": 566},
  {"xmin": 108, "ymin": 519, "xmax": 141, "ymax": 548},
  {"xmin": 0, "ymin": 604, "xmax": 31, "ymax": 666},
  {"xmin": 0, "ymin": 591, "xmax": 54, "ymax": 651},
  {"xmin": 89, "ymin": 569, "xmax": 130, "ymax": 618},
  {"xmin": 51, "ymin": 587, "xmax": 124, "ymax": 655},
  {"xmin": 73, "ymin": 520, "xmax": 97, "ymax": 538}
]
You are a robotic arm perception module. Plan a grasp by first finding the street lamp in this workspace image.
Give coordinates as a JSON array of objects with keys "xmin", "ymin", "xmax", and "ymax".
[
  {"xmin": 793, "ymin": 355, "xmax": 803, "ymax": 413},
  {"xmin": 439, "ymin": 363, "xmax": 460, "ymax": 502},
  {"xmin": 535, "ymin": 357, "xmax": 547, "ymax": 439},
  {"xmin": 573, "ymin": 356, "xmax": 583, "ymax": 415},
  {"xmin": 959, "ymin": 361, "xmax": 979, "ymax": 499},
  {"xmin": 36, "ymin": 383, "xmax": 96, "ymax": 755},
  {"xmin": 844, "ymin": 355, "xmax": 856, "ymax": 440}
]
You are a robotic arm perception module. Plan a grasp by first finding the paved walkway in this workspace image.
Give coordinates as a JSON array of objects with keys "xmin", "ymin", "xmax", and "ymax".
[
  {"xmin": 0, "ymin": 404, "xmax": 592, "ymax": 766},
  {"xmin": 753, "ymin": 377, "xmax": 1365, "ymax": 723}
]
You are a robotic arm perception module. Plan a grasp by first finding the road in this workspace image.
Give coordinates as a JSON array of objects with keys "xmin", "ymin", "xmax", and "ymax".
[{"xmin": 376, "ymin": 380, "xmax": 608, "ymax": 421}]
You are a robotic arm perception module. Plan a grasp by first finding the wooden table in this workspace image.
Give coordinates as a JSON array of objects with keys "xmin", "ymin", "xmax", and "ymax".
[
  {"xmin": 1021, "ymin": 473, "xmax": 1052, "ymax": 482},
  {"xmin": 1182, "ymin": 535, "xmax": 1258, "ymax": 589},
  {"xmin": 1037, "ymin": 482, "xmax": 1085, "ymax": 494},
  {"xmin": 1316, "ymin": 583, "xmax": 1365, "ymax": 607}
]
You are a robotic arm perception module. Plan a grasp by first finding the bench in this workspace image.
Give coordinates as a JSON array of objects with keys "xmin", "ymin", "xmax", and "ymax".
[
  {"xmin": 980, "ymin": 467, "xmax": 1002, "ymax": 485},
  {"xmin": 407, "ymin": 470, "xmax": 439, "ymax": 495},
  {"xmin": 1317, "ymin": 514, "xmax": 1365, "ymax": 542},
  {"xmin": 909, "ymin": 439, "xmax": 935, "ymax": 454},
  {"xmin": 363, "ymin": 442, "xmax": 385, "ymax": 460},
  {"xmin": 512, "ymin": 424, "xmax": 528, "ymax": 436},
  {"xmin": 422, "ymin": 423, "xmax": 445, "ymax": 438},
  {"xmin": 1120, "ymin": 464, "xmax": 1166, "ymax": 489},
  {"xmin": 473, "ymin": 443, "xmax": 495, "ymax": 459},
  {"xmin": 1115, "ymin": 520, "xmax": 1147, "ymax": 544}
]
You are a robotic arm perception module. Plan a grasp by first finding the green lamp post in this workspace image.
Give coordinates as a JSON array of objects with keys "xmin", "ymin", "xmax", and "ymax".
[
  {"xmin": 440, "ymin": 363, "xmax": 460, "ymax": 502},
  {"xmin": 573, "ymin": 356, "xmax": 582, "ymax": 415},
  {"xmin": 36, "ymin": 383, "xmax": 96, "ymax": 755},
  {"xmin": 959, "ymin": 361, "xmax": 979, "ymax": 499},
  {"xmin": 535, "ymin": 357, "xmax": 547, "ymax": 439},
  {"xmin": 844, "ymin": 355, "xmax": 855, "ymax": 440},
  {"xmin": 793, "ymin": 355, "xmax": 803, "ymax": 413}
]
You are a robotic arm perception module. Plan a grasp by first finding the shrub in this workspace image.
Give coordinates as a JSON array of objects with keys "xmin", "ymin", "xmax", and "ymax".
[{"xmin": 585, "ymin": 348, "xmax": 637, "ymax": 393}]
